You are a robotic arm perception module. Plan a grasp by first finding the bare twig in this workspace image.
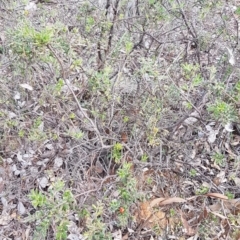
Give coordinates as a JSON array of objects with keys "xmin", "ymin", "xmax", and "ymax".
[{"xmin": 75, "ymin": 174, "xmax": 117, "ymax": 198}]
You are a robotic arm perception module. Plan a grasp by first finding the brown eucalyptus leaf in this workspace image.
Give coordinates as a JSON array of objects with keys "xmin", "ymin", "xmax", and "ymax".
[
  {"xmin": 205, "ymin": 193, "xmax": 228, "ymax": 200},
  {"xmin": 159, "ymin": 197, "xmax": 186, "ymax": 206},
  {"xmin": 149, "ymin": 198, "xmax": 165, "ymax": 208}
]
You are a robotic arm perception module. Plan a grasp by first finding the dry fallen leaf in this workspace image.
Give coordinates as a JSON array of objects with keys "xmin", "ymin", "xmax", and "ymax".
[
  {"xmin": 0, "ymin": 213, "xmax": 12, "ymax": 226},
  {"xmin": 0, "ymin": 177, "xmax": 4, "ymax": 194},
  {"xmin": 183, "ymin": 111, "xmax": 200, "ymax": 125},
  {"xmin": 122, "ymin": 232, "xmax": 129, "ymax": 240},
  {"xmin": 209, "ymin": 198, "xmax": 240, "ymax": 215},
  {"xmin": 112, "ymin": 229, "xmax": 122, "ymax": 240},
  {"xmin": 180, "ymin": 210, "xmax": 196, "ymax": 236},
  {"xmin": 150, "ymin": 198, "xmax": 165, "ymax": 208},
  {"xmin": 121, "ymin": 132, "xmax": 128, "ymax": 143},
  {"xmin": 159, "ymin": 197, "xmax": 187, "ymax": 206},
  {"xmin": 137, "ymin": 201, "xmax": 167, "ymax": 229},
  {"xmin": 18, "ymin": 201, "xmax": 26, "ymax": 215},
  {"xmin": 38, "ymin": 176, "xmax": 49, "ymax": 188},
  {"xmin": 226, "ymin": 47, "xmax": 235, "ymax": 66},
  {"xmin": 19, "ymin": 83, "xmax": 33, "ymax": 91},
  {"xmin": 233, "ymin": 177, "xmax": 240, "ymax": 187},
  {"xmin": 206, "ymin": 124, "xmax": 218, "ymax": 143},
  {"xmin": 210, "ymin": 211, "xmax": 227, "ymax": 219},
  {"xmin": 95, "ymin": 160, "xmax": 104, "ymax": 174},
  {"xmin": 205, "ymin": 193, "xmax": 228, "ymax": 200},
  {"xmin": 54, "ymin": 157, "xmax": 63, "ymax": 169},
  {"xmin": 209, "ymin": 202, "xmax": 221, "ymax": 212},
  {"xmin": 150, "ymin": 197, "xmax": 186, "ymax": 208}
]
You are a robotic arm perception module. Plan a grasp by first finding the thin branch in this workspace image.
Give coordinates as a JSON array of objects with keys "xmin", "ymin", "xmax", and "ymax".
[{"xmin": 47, "ymin": 44, "xmax": 106, "ymax": 148}]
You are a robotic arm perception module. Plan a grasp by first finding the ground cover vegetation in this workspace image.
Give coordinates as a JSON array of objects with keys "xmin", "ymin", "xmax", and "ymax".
[{"xmin": 0, "ymin": 0, "xmax": 240, "ymax": 239}]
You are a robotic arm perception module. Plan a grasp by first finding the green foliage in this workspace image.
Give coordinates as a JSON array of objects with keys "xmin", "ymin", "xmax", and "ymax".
[
  {"xmin": 33, "ymin": 117, "xmax": 43, "ymax": 129},
  {"xmin": 141, "ymin": 153, "xmax": 149, "ymax": 162},
  {"xmin": 29, "ymin": 190, "xmax": 47, "ymax": 208},
  {"xmin": 207, "ymin": 100, "xmax": 237, "ymax": 123},
  {"xmin": 117, "ymin": 162, "xmax": 132, "ymax": 183},
  {"xmin": 54, "ymin": 79, "xmax": 64, "ymax": 95},
  {"xmin": 89, "ymin": 67, "xmax": 112, "ymax": 98},
  {"xmin": 225, "ymin": 191, "xmax": 234, "ymax": 199},
  {"xmin": 85, "ymin": 16, "xmax": 95, "ymax": 32},
  {"xmin": 189, "ymin": 169, "xmax": 197, "ymax": 177},
  {"xmin": 110, "ymin": 199, "xmax": 121, "ymax": 212},
  {"xmin": 196, "ymin": 186, "xmax": 209, "ymax": 195},
  {"xmin": 145, "ymin": 114, "xmax": 161, "ymax": 146},
  {"xmin": 27, "ymin": 179, "xmax": 75, "ymax": 240},
  {"xmin": 69, "ymin": 131, "xmax": 84, "ymax": 139},
  {"xmin": 56, "ymin": 221, "xmax": 68, "ymax": 240},
  {"xmin": 182, "ymin": 63, "xmax": 199, "ymax": 79},
  {"xmin": 181, "ymin": 63, "xmax": 203, "ymax": 88},
  {"xmin": 169, "ymin": 208, "xmax": 176, "ymax": 217},
  {"xmin": 84, "ymin": 201, "xmax": 112, "ymax": 240},
  {"xmin": 235, "ymin": 7, "xmax": 240, "ymax": 16},
  {"xmin": 212, "ymin": 152, "xmax": 225, "ymax": 166},
  {"xmin": 123, "ymin": 116, "xmax": 129, "ymax": 123},
  {"xmin": 113, "ymin": 162, "xmax": 138, "ymax": 226},
  {"xmin": 112, "ymin": 142, "xmax": 123, "ymax": 163},
  {"xmin": 234, "ymin": 81, "xmax": 240, "ymax": 101},
  {"xmin": 18, "ymin": 129, "xmax": 25, "ymax": 138},
  {"xmin": 125, "ymin": 39, "xmax": 133, "ymax": 54},
  {"xmin": 8, "ymin": 20, "xmax": 53, "ymax": 58}
]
